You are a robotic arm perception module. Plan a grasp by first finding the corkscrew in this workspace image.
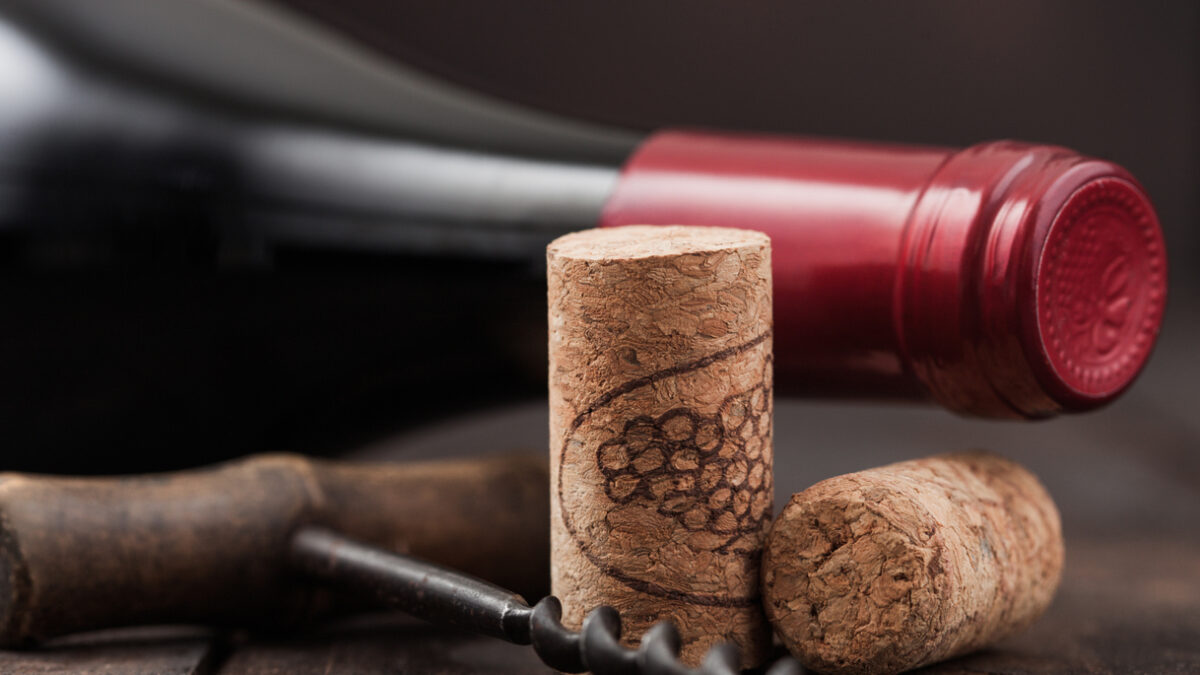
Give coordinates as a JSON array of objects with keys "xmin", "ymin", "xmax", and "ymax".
[{"xmin": 290, "ymin": 527, "xmax": 802, "ymax": 675}]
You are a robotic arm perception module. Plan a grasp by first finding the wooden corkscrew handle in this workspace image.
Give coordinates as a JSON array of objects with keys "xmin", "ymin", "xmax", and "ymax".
[{"xmin": 0, "ymin": 452, "xmax": 548, "ymax": 645}]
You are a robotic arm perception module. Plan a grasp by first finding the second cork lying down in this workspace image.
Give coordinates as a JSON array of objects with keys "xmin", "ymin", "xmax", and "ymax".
[
  {"xmin": 763, "ymin": 451, "xmax": 1064, "ymax": 675},
  {"xmin": 547, "ymin": 225, "xmax": 1065, "ymax": 674}
]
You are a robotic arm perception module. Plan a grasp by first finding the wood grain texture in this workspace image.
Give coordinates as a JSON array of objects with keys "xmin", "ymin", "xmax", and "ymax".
[
  {"xmin": 214, "ymin": 614, "xmax": 552, "ymax": 675},
  {"xmin": 0, "ymin": 627, "xmax": 220, "ymax": 675},
  {"xmin": 2, "ymin": 534, "xmax": 1195, "ymax": 674},
  {"xmin": 548, "ymin": 225, "xmax": 774, "ymax": 666}
]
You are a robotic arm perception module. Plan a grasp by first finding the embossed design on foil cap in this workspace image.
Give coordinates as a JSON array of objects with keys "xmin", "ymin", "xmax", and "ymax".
[{"xmin": 1037, "ymin": 178, "xmax": 1166, "ymax": 397}]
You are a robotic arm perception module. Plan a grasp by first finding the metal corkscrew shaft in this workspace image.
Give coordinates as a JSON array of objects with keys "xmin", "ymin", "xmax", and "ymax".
[{"xmin": 289, "ymin": 527, "xmax": 801, "ymax": 675}]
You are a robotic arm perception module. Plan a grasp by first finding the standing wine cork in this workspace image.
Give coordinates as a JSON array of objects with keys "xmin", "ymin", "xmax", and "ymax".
[
  {"xmin": 762, "ymin": 451, "xmax": 1064, "ymax": 675},
  {"xmin": 548, "ymin": 225, "xmax": 773, "ymax": 666}
]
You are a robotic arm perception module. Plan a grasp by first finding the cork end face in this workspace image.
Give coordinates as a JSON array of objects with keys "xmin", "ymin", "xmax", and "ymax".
[
  {"xmin": 548, "ymin": 225, "xmax": 770, "ymax": 261},
  {"xmin": 763, "ymin": 491, "xmax": 942, "ymax": 675},
  {"xmin": 1032, "ymin": 177, "xmax": 1167, "ymax": 408}
]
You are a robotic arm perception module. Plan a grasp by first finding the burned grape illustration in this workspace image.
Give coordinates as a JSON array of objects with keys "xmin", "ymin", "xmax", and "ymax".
[{"xmin": 597, "ymin": 381, "xmax": 772, "ymax": 552}]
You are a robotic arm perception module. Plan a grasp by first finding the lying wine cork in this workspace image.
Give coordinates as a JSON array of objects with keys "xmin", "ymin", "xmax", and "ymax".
[
  {"xmin": 548, "ymin": 225, "xmax": 773, "ymax": 666},
  {"xmin": 762, "ymin": 451, "xmax": 1064, "ymax": 675}
]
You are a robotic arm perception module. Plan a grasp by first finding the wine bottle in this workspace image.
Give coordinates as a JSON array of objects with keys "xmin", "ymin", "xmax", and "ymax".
[
  {"xmin": 0, "ymin": 14, "xmax": 1167, "ymax": 473},
  {"xmin": 229, "ymin": 127, "xmax": 1168, "ymax": 419}
]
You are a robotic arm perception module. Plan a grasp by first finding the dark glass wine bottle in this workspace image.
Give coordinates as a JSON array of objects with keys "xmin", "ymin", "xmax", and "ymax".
[{"xmin": 0, "ymin": 14, "xmax": 1166, "ymax": 471}]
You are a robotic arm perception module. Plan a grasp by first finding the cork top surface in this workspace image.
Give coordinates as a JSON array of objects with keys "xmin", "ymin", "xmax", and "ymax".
[{"xmin": 547, "ymin": 225, "xmax": 769, "ymax": 261}]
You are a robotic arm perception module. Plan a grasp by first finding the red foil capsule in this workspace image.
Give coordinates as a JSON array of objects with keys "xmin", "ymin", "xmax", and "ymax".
[{"xmin": 599, "ymin": 131, "xmax": 1167, "ymax": 419}]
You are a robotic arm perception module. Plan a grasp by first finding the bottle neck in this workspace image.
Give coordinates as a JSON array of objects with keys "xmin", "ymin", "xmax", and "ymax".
[{"xmin": 601, "ymin": 130, "xmax": 953, "ymax": 402}]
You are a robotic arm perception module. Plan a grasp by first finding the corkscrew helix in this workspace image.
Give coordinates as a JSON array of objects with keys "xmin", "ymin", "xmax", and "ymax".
[{"xmin": 290, "ymin": 527, "xmax": 802, "ymax": 675}]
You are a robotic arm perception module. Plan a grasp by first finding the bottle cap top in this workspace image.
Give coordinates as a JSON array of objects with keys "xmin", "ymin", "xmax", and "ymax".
[
  {"xmin": 1033, "ymin": 177, "xmax": 1167, "ymax": 404},
  {"xmin": 900, "ymin": 143, "xmax": 1168, "ymax": 417}
]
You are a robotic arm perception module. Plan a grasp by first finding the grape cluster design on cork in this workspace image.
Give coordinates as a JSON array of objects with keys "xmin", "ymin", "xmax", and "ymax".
[{"xmin": 596, "ymin": 380, "xmax": 772, "ymax": 554}]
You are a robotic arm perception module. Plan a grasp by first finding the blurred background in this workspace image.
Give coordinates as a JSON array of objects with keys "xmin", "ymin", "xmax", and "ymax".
[{"xmin": 0, "ymin": 0, "xmax": 1194, "ymax": 530}]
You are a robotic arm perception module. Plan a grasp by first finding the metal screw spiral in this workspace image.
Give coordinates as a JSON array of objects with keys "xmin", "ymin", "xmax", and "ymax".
[
  {"xmin": 526, "ymin": 596, "xmax": 800, "ymax": 675},
  {"xmin": 290, "ymin": 527, "xmax": 802, "ymax": 675}
]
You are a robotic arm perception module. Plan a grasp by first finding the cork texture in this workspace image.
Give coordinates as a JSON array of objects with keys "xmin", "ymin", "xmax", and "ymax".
[
  {"xmin": 547, "ymin": 225, "xmax": 773, "ymax": 666},
  {"xmin": 763, "ymin": 451, "xmax": 1064, "ymax": 675}
]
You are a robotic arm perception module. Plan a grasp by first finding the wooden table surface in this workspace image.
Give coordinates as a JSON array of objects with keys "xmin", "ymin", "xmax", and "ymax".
[{"xmin": 3, "ymin": 299, "xmax": 1197, "ymax": 674}]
